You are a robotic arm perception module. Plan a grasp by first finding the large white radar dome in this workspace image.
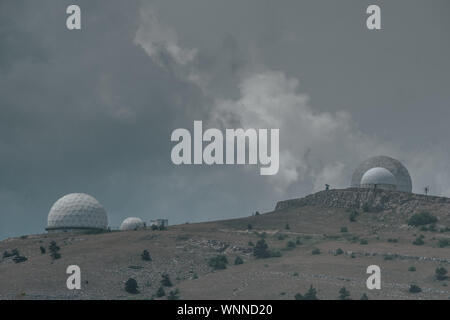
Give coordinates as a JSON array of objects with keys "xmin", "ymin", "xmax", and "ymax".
[
  {"xmin": 47, "ymin": 193, "xmax": 108, "ymax": 232},
  {"xmin": 120, "ymin": 217, "xmax": 146, "ymax": 231},
  {"xmin": 360, "ymin": 167, "xmax": 397, "ymax": 190}
]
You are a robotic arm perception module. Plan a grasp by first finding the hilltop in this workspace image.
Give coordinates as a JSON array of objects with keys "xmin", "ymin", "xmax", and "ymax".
[{"xmin": 1, "ymin": 188, "xmax": 450, "ymax": 300}]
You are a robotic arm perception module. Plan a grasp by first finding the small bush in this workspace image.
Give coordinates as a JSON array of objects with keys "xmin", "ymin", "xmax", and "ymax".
[
  {"xmin": 13, "ymin": 255, "xmax": 27, "ymax": 263},
  {"xmin": 161, "ymin": 273, "xmax": 173, "ymax": 287},
  {"xmin": 141, "ymin": 250, "xmax": 152, "ymax": 261},
  {"xmin": 294, "ymin": 285, "xmax": 319, "ymax": 300},
  {"xmin": 276, "ymin": 234, "xmax": 286, "ymax": 240},
  {"xmin": 51, "ymin": 251, "xmax": 61, "ymax": 260},
  {"xmin": 3, "ymin": 249, "xmax": 19, "ymax": 258},
  {"xmin": 49, "ymin": 241, "xmax": 60, "ymax": 253},
  {"xmin": 248, "ymin": 241, "xmax": 254, "ymax": 246},
  {"xmin": 247, "ymin": 223, "xmax": 252, "ymax": 230},
  {"xmin": 409, "ymin": 284, "xmax": 422, "ymax": 293},
  {"xmin": 360, "ymin": 239, "xmax": 368, "ymax": 245},
  {"xmin": 408, "ymin": 266, "xmax": 416, "ymax": 272},
  {"xmin": 349, "ymin": 210, "xmax": 359, "ymax": 222},
  {"xmin": 360, "ymin": 293, "xmax": 369, "ymax": 300},
  {"xmin": 40, "ymin": 246, "xmax": 46, "ymax": 254},
  {"xmin": 285, "ymin": 223, "xmax": 290, "ymax": 230},
  {"xmin": 125, "ymin": 278, "xmax": 139, "ymax": 294},
  {"xmin": 335, "ymin": 248, "xmax": 344, "ymax": 255},
  {"xmin": 438, "ymin": 239, "xmax": 450, "ymax": 248},
  {"xmin": 362, "ymin": 202, "xmax": 370, "ymax": 212},
  {"xmin": 253, "ymin": 239, "xmax": 270, "ymax": 259},
  {"xmin": 436, "ymin": 267, "xmax": 448, "ymax": 281},
  {"xmin": 387, "ymin": 238, "xmax": 398, "ymax": 243},
  {"xmin": 234, "ymin": 256, "xmax": 244, "ymax": 265},
  {"xmin": 413, "ymin": 236, "xmax": 425, "ymax": 246},
  {"xmin": 311, "ymin": 248, "xmax": 321, "ymax": 255},
  {"xmin": 286, "ymin": 241, "xmax": 296, "ymax": 249},
  {"xmin": 408, "ymin": 212, "xmax": 438, "ymax": 227},
  {"xmin": 384, "ymin": 254, "xmax": 394, "ymax": 261},
  {"xmin": 338, "ymin": 287, "xmax": 351, "ymax": 300},
  {"xmin": 167, "ymin": 288, "xmax": 180, "ymax": 300},
  {"xmin": 156, "ymin": 286, "xmax": 165, "ymax": 297},
  {"xmin": 208, "ymin": 255, "xmax": 228, "ymax": 270},
  {"xmin": 295, "ymin": 237, "xmax": 302, "ymax": 245},
  {"xmin": 340, "ymin": 227, "xmax": 348, "ymax": 233}
]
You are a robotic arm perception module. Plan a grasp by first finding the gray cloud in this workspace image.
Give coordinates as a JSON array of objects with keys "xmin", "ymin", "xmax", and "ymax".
[{"xmin": 1, "ymin": 0, "xmax": 450, "ymax": 239}]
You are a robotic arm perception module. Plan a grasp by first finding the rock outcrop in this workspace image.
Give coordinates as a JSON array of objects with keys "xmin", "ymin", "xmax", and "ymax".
[{"xmin": 275, "ymin": 188, "xmax": 450, "ymax": 219}]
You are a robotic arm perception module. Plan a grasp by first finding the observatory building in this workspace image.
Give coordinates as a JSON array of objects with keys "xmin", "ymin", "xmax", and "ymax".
[
  {"xmin": 120, "ymin": 217, "xmax": 146, "ymax": 231},
  {"xmin": 351, "ymin": 155, "xmax": 412, "ymax": 192},
  {"xmin": 46, "ymin": 193, "xmax": 108, "ymax": 233}
]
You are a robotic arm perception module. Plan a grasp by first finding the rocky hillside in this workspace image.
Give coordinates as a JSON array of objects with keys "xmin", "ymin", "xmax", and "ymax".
[
  {"xmin": 1, "ymin": 189, "xmax": 450, "ymax": 300},
  {"xmin": 276, "ymin": 188, "xmax": 450, "ymax": 223}
]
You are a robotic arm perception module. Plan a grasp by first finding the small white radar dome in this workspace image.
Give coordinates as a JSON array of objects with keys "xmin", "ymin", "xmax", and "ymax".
[
  {"xmin": 120, "ymin": 217, "xmax": 146, "ymax": 231},
  {"xmin": 360, "ymin": 167, "xmax": 397, "ymax": 190}
]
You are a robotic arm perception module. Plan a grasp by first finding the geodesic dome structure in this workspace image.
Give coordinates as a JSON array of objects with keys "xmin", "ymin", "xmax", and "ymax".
[
  {"xmin": 120, "ymin": 217, "xmax": 146, "ymax": 231},
  {"xmin": 46, "ymin": 193, "xmax": 108, "ymax": 232},
  {"xmin": 351, "ymin": 155, "xmax": 412, "ymax": 192}
]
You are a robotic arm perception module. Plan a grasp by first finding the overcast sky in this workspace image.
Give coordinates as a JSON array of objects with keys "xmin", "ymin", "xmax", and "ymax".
[{"xmin": 1, "ymin": 0, "xmax": 449, "ymax": 239}]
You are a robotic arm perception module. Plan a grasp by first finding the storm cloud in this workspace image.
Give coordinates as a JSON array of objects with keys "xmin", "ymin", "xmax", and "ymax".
[{"xmin": 1, "ymin": 0, "xmax": 450, "ymax": 239}]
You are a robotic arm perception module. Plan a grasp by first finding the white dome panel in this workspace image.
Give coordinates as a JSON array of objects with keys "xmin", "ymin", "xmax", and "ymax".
[
  {"xmin": 47, "ymin": 193, "xmax": 108, "ymax": 230},
  {"xmin": 120, "ymin": 217, "xmax": 146, "ymax": 231},
  {"xmin": 361, "ymin": 167, "xmax": 396, "ymax": 186}
]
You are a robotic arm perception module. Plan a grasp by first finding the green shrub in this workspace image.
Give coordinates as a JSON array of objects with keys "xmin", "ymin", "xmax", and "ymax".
[
  {"xmin": 141, "ymin": 250, "xmax": 152, "ymax": 261},
  {"xmin": 360, "ymin": 293, "xmax": 369, "ymax": 300},
  {"xmin": 125, "ymin": 278, "xmax": 139, "ymax": 294},
  {"xmin": 335, "ymin": 248, "xmax": 344, "ymax": 255},
  {"xmin": 39, "ymin": 246, "xmax": 46, "ymax": 254},
  {"xmin": 339, "ymin": 287, "xmax": 351, "ymax": 300},
  {"xmin": 156, "ymin": 286, "xmax": 165, "ymax": 297},
  {"xmin": 247, "ymin": 223, "xmax": 252, "ymax": 230},
  {"xmin": 253, "ymin": 239, "xmax": 270, "ymax": 259},
  {"xmin": 436, "ymin": 267, "xmax": 448, "ymax": 281},
  {"xmin": 295, "ymin": 237, "xmax": 302, "ymax": 245},
  {"xmin": 387, "ymin": 238, "xmax": 398, "ymax": 243},
  {"xmin": 208, "ymin": 255, "xmax": 228, "ymax": 270},
  {"xmin": 408, "ymin": 212, "xmax": 438, "ymax": 226},
  {"xmin": 285, "ymin": 223, "xmax": 290, "ymax": 230},
  {"xmin": 294, "ymin": 285, "xmax": 319, "ymax": 300},
  {"xmin": 13, "ymin": 255, "xmax": 27, "ymax": 263},
  {"xmin": 409, "ymin": 284, "xmax": 422, "ymax": 293},
  {"xmin": 408, "ymin": 266, "xmax": 416, "ymax": 272},
  {"xmin": 248, "ymin": 241, "xmax": 254, "ymax": 246},
  {"xmin": 167, "ymin": 288, "xmax": 180, "ymax": 300},
  {"xmin": 286, "ymin": 241, "xmax": 296, "ymax": 249},
  {"xmin": 413, "ymin": 236, "xmax": 425, "ymax": 245},
  {"xmin": 438, "ymin": 239, "xmax": 450, "ymax": 248},
  {"xmin": 362, "ymin": 203, "xmax": 370, "ymax": 212},
  {"xmin": 349, "ymin": 210, "xmax": 359, "ymax": 222},
  {"xmin": 161, "ymin": 273, "xmax": 173, "ymax": 287},
  {"xmin": 360, "ymin": 239, "xmax": 368, "ymax": 245},
  {"xmin": 340, "ymin": 227, "xmax": 348, "ymax": 233},
  {"xmin": 276, "ymin": 234, "xmax": 286, "ymax": 240},
  {"xmin": 3, "ymin": 249, "xmax": 19, "ymax": 258},
  {"xmin": 311, "ymin": 248, "xmax": 321, "ymax": 255},
  {"xmin": 234, "ymin": 256, "xmax": 244, "ymax": 265}
]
